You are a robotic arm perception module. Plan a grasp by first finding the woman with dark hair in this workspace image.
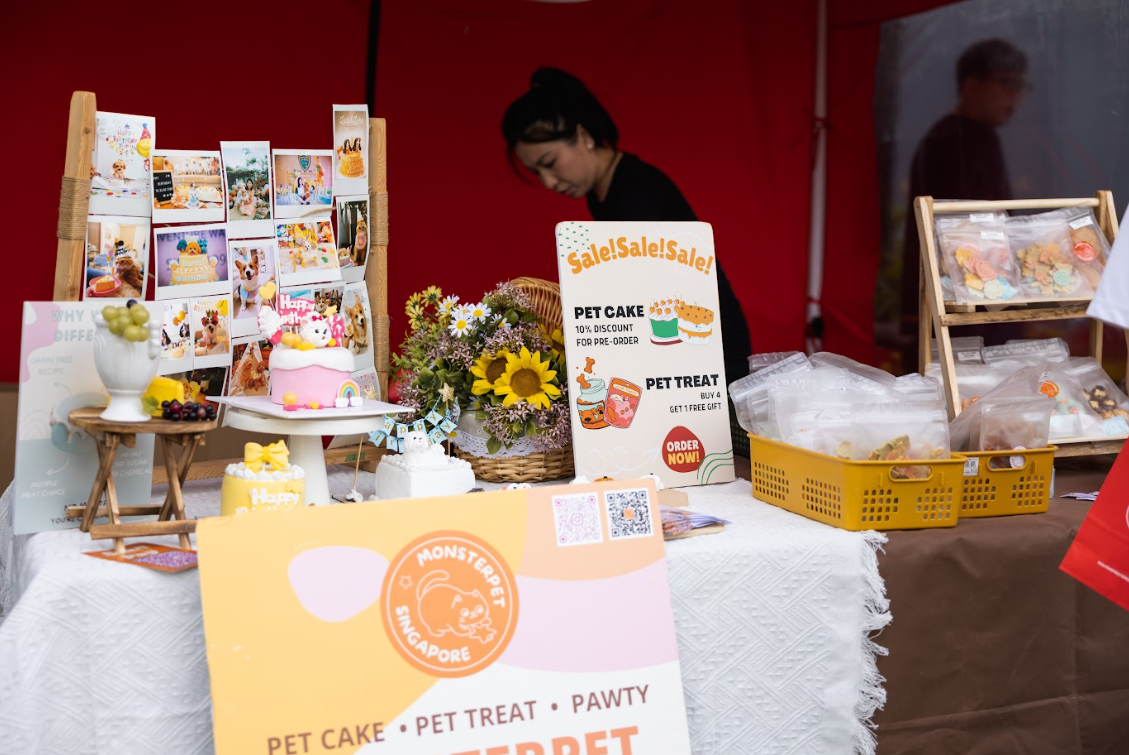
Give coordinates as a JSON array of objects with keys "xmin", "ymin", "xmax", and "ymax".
[{"xmin": 502, "ymin": 68, "xmax": 752, "ymax": 384}]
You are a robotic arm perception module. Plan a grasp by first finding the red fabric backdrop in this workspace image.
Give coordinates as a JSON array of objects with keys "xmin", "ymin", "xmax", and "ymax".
[
  {"xmin": 1, "ymin": 1, "xmax": 370, "ymax": 383},
  {"xmin": 2, "ymin": 0, "xmax": 960, "ymax": 384},
  {"xmin": 375, "ymin": 0, "xmax": 816, "ymax": 369}
]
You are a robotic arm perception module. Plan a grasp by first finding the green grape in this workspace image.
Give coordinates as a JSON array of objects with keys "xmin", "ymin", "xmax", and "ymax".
[
  {"xmin": 101, "ymin": 306, "xmax": 117, "ymax": 322},
  {"xmin": 123, "ymin": 325, "xmax": 145, "ymax": 342},
  {"xmin": 129, "ymin": 306, "xmax": 150, "ymax": 325},
  {"xmin": 108, "ymin": 318, "xmax": 127, "ymax": 336}
]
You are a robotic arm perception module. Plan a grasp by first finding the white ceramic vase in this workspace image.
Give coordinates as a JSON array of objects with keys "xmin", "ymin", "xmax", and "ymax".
[{"xmin": 93, "ymin": 312, "xmax": 162, "ymax": 423}]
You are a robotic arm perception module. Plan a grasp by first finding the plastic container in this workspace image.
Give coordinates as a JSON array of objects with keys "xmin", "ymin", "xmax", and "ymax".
[
  {"xmin": 957, "ymin": 447, "xmax": 1055, "ymax": 518},
  {"xmin": 749, "ymin": 434, "xmax": 965, "ymax": 531}
]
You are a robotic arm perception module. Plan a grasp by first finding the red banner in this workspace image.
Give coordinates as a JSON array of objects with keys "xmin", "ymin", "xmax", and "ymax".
[{"xmin": 1061, "ymin": 448, "xmax": 1129, "ymax": 612}]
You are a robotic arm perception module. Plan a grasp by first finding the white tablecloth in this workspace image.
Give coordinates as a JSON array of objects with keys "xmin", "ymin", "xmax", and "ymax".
[{"xmin": 0, "ymin": 471, "xmax": 889, "ymax": 755}]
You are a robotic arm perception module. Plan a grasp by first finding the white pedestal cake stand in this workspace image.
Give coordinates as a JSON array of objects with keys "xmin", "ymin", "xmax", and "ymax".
[{"xmin": 220, "ymin": 397, "xmax": 402, "ymax": 505}]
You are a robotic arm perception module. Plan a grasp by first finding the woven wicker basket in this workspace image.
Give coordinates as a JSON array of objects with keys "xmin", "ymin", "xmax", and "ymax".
[{"xmin": 452, "ymin": 277, "xmax": 575, "ymax": 483}]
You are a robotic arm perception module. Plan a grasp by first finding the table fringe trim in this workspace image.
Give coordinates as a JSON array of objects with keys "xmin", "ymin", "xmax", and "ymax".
[{"xmin": 855, "ymin": 530, "xmax": 891, "ymax": 755}]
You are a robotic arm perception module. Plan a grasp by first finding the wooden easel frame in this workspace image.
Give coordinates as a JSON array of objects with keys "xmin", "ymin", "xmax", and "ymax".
[
  {"xmin": 53, "ymin": 91, "xmax": 392, "ymax": 480},
  {"xmin": 916, "ymin": 191, "xmax": 1123, "ymax": 457}
]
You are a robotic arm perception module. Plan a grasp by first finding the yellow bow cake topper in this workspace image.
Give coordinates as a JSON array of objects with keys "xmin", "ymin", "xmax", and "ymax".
[{"xmin": 244, "ymin": 441, "xmax": 290, "ymax": 472}]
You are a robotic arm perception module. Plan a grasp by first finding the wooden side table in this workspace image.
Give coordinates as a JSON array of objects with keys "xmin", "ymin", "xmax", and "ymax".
[{"xmin": 65, "ymin": 406, "xmax": 217, "ymax": 553}]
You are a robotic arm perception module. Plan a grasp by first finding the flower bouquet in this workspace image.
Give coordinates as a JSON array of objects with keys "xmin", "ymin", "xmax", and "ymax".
[{"xmin": 392, "ymin": 279, "xmax": 574, "ymax": 482}]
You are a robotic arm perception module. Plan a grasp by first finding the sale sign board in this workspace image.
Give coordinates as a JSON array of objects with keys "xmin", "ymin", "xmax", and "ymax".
[
  {"xmin": 197, "ymin": 481, "xmax": 692, "ymax": 755},
  {"xmin": 555, "ymin": 221, "xmax": 735, "ymax": 488}
]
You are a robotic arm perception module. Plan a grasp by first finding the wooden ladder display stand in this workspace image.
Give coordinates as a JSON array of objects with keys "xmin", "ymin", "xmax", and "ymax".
[
  {"xmin": 52, "ymin": 91, "xmax": 394, "ymax": 545},
  {"xmin": 916, "ymin": 191, "xmax": 1122, "ymax": 458}
]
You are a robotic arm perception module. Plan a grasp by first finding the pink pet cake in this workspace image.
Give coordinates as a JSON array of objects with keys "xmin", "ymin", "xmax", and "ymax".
[{"xmin": 257, "ymin": 288, "xmax": 362, "ymax": 409}]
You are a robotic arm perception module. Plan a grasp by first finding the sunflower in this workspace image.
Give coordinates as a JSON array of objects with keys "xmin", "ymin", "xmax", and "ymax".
[
  {"xmin": 540, "ymin": 325, "xmax": 566, "ymax": 361},
  {"xmin": 404, "ymin": 292, "xmax": 422, "ymax": 316},
  {"xmin": 493, "ymin": 347, "xmax": 560, "ymax": 409},
  {"xmin": 423, "ymin": 285, "xmax": 443, "ymax": 305},
  {"xmin": 470, "ymin": 350, "xmax": 512, "ymax": 395}
]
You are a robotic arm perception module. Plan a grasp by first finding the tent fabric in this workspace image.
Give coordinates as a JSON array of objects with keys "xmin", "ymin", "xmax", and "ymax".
[
  {"xmin": 1, "ymin": 0, "xmax": 966, "ymax": 384},
  {"xmin": 374, "ymin": 0, "xmax": 815, "ymax": 372},
  {"xmin": 2, "ymin": 1, "xmax": 370, "ymax": 384}
]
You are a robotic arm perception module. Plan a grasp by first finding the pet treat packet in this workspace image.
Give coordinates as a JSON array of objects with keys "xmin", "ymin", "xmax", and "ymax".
[
  {"xmin": 1067, "ymin": 357, "xmax": 1129, "ymax": 436},
  {"xmin": 729, "ymin": 351, "xmax": 811, "ymax": 434},
  {"xmin": 1008, "ymin": 215, "xmax": 1092, "ymax": 299},
  {"xmin": 935, "ymin": 215, "xmax": 1022, "ymax": 305},
  {"xmin": 978, "ymin": 396, "xmax": 1053, "ymax": 455}
]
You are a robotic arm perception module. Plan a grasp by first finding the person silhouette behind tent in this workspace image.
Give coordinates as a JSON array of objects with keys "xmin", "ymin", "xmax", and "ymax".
[
  {"xmin": 900, "ymin": 39, "xmax": 1028, "ymax": 363},
  {"xmin": 502, "ymin": 68, "xmax": 752, "ymax": 386}
]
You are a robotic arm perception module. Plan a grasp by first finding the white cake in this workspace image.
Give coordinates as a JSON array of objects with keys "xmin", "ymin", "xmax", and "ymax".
[{"xmin": 376, "ymin": 431, "xmax": 475, "ymax": 499}]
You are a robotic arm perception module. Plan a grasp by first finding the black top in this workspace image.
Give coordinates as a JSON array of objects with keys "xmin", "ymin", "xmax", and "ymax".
[
  {"xmin": 587, "ymin": 153, "xmax": 752, "ymax": 385},
  {"xmin": 902, "ymin": 115, "xmax": 1013, "ymax": 332}
]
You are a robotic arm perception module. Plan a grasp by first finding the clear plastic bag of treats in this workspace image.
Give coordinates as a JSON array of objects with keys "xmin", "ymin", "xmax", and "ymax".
[
  {"xmin": 923, "ymin": 361, "xmax": 1008, "ymax": 410},
  {"xmin": 1039, "ymin": 363, "xmax": 1103, "ymax": 439},
  {"xmin": 930, "ymin": 209, "xmax": 1007, "ymax": 301},
  {"xmin": 894, "ymin": 373, "xmax": 944, "ymax": 403},
  {"xmin": 930, "ymin": 335, "xmax": 985, "ymax": 364},
  {"xmin": 948, "ymin": 365, "xmax": 1046, "ymax": 453},
  {"xmin": 935, "ymin": 216, "xmax": 1022, "ymax": 304},
  {"xmin": 1068, "ymin": 356, "xmax": 1129, "ymax": 436},
  {"xmin": 770, "ymin": 371, "xmax": 856, "ymax": 449},
  {"xmin": 728, "ymin": 351, "xmax": 811, "ymax": 434},
  {"xmin": 1042, "ymin": 207, "xmax": 1111, "ymax": 290},
  {"xmin": 978, "ymin": 396, "xmax": 1053, "ymax": 455},
  {"xmin": 982, "ymin": 338, "xmax": 1070, "ymax": 369},
  {"xmin": 1008, "ymin": 215, "xmax": 1092, "ymax": 299},
  {"xmin": 847, "ymin": 401, "xmax": 951, "ymax": 479},
  {"xmin": 747, "ymin": 351, "xmax": 803, "ymax": 374},
  {"xmin": 809, "ymin": 352, "xmax": 898, "ymax": 395}
]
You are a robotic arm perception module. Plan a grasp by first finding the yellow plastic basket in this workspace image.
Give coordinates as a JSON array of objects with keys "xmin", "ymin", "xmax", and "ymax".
[
  {"xmin": 957, "ymin": 447, "xmax": 1055, "ymax": 518},
  {"xmin": 748, "ymin": 435, "xmax": 966, "ymax": 531}
]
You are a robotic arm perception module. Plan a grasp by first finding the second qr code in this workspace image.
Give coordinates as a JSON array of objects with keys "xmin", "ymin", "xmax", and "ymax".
[
  {"xmin": 605, "ymin": 488, "xmax": 654, "ymax": 540},
  {"xmin": 552, "ymin": 493, "xmax": 603, "ymax": 547}
]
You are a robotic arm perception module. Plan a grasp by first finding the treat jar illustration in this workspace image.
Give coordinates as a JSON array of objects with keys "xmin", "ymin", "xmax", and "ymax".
[
  {"xmin": 606, "ymin": 377, "xmax": 642, "ymax": 429},
  {"xmin": 93, "ymin": 302, "xmax": 162, "ymax": 422},
  {"xmin": 575, "ymin": 374, "xmax": 609, "ymax": 430}
]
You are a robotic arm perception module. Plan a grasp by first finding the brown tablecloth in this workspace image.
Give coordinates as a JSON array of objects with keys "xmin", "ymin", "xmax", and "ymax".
[{"xmin": 874, "ymin": 457, "xmax": 1129, "ymax": 754}]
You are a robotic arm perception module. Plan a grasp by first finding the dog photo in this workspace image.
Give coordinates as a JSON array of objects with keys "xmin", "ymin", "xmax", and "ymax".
[
  {"xmin": 275, "ymin": 220, "xmax": 341, "ymax": 287},
  {"xmin": 229, "ymin": 338, "xmax": 272, "ymax": 397},
  {"xmin": 220, "ymin": 141, "xmax": 273, "ymax": 238},
  {"xmin": 272, "ymin": 150, "xmax": 333, "ymax": 219},
  {"xmin": 151, "ymin": 150, "xmax": 226, "ymax": 223},
  {"xmin": 89, "ymin": 111, "xmax": 155, "ymax": 217},
  {"xmin": 154, "ymin": 224, "xmax": 230, "ymax": 300},
  {"xmin": 335, "ymin": 194, "xmax": 369, "ymax": 284},
  {"xmin": 84, "ymin": 216, "xmax": 150, "ymax": 300},
  {"xmin": 332, "ymin": 105, "xmax": 368, "ymax": 195},
  {"xmin": 342, "ymin": 282, "xmax": 374, "ymax": 373},
  {"xmin": 190, "ymin": 295, "xmax": 233, "ymax": 369},
  {"xmin": 229, "ymin": 240, "xmax": 279, "ymax": 338},
  {"xmin": 158, "ymin": 300, "xmax": 192, "ymax": 376},
  {"xmin": 164, "ymin": 368, "xmax": 228, "ymax": 411}
]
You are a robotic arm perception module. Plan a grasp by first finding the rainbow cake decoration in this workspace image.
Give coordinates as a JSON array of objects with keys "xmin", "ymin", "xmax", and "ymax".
[
  {"xmin": 221, "ymin": 441, "xmax": 305, "ymax": 516},
  {"xmin": 256, "ymin": 282, "xmax": 364, "ymax": 410}
]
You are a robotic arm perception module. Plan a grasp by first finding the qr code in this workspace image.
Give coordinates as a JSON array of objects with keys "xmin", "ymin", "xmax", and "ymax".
[
  {"xmin": 552, "ymin": 492, "xmax": 603, "ymax": 547},
  {"xmin": 605, "ymin": 488, "xmax": 654, "ymax": 540}
]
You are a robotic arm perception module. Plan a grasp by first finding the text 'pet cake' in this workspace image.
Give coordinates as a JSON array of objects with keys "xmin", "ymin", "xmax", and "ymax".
[
  {"xmin": 256, "ymin": 283, "xmax": 364, "ymax": 410},
  {"xmin": 221, "ymin": 441, "xmax": 305, "ymax": 516}
]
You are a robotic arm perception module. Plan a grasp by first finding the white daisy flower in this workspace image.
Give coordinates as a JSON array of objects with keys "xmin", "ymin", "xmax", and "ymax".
[
  {"xmin": 448, "ymin": 314, "xmax": 471, "ymax": 337},
  {"xmin": 439, "ymin": 295, "xmax": 460, "ymax": 314},
  {"xmin": 470, "ymin": 302, "xmax": 492, "ymax": 322}
]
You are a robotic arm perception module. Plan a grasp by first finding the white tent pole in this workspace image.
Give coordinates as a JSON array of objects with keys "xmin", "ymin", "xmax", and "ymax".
[{"xmin": 806, "ymin": 0, "xmax": 828, "ymax": 353}]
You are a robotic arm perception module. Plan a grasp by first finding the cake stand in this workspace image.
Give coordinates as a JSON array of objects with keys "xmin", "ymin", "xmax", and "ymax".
[{"xmin": 220, "ymin": 398, "xmax": 402, "ymax": 505}]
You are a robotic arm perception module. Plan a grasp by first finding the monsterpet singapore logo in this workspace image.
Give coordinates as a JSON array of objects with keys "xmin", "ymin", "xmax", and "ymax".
[{"xmin": 381, "ymin": 531, "xmax": 518, "ymax": 678}]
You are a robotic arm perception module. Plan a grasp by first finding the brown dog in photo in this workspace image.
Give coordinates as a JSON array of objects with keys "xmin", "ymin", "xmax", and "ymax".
[
  {"xmin": 346, "ymin": 299, "xmax": 368, "ymax": 354},
  {"xmin": 114, "ymin": 255, "xmax": 145, "ymax": 293},
  {"xmin": 236, "ymin": 351, "xmax": 268, "ymax": 393},
  {"xmin": 234, "ymin": 253, "xmax": 261, "ymax": 308},
  {"xmin": 111, "ymin": 160, "xmax": 127, "ymax": 181},
  {"xmin": 350, "ymin": 217, "xmax": 368, "ymax": 267}
]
